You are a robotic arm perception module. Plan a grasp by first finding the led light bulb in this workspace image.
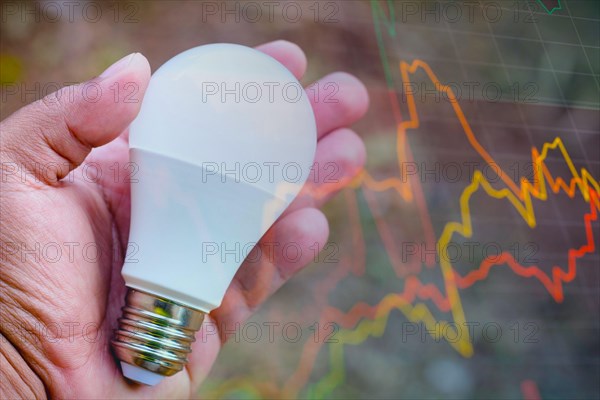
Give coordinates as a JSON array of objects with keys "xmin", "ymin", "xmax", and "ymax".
[{"xmin": 111, "ymin": 43, "xmax": 316, "ymax": 385}]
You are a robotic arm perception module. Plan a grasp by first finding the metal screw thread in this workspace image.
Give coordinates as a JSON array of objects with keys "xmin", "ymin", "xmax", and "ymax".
[{"xmin": 112, "ymin": 288, "xmax": 206, "ymax": 377}]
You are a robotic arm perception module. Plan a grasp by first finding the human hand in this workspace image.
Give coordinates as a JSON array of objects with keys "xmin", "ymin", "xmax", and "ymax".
[{"xmin": 0, "ymin": 40, "xmax": 368, "ymax": 399}]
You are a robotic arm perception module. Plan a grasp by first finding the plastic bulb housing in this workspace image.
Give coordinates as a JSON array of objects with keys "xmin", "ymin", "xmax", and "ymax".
[{"xmin": 111, "ymin": 44, "xmax": 317, "ymax": 385}]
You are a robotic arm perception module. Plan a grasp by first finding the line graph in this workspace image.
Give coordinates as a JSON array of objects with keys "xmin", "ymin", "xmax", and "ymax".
[
  {"xmin": 307, "ymin": 58, "xmax": 599, "ymax": 398},
  {"xmin": 203, "ymin": 52, "xmax": 599, "ymax": 400},
  {"xmin": 200, "ymin": 1, "xmax": 599, "ymax": 398},
  {"xmin": 204, "ymin": 54, "xmax": 600, "ymax": 398}
]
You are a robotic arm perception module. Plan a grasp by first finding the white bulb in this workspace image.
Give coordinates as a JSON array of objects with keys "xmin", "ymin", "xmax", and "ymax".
[{"xmin": 112, "ymin": 44, "xmax": 316, "ymax": 385}]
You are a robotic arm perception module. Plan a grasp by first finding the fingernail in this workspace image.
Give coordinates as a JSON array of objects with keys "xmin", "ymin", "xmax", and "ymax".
[{"xmin": 99, "ymin": 53, "xmax": 137, "ymax": 79}]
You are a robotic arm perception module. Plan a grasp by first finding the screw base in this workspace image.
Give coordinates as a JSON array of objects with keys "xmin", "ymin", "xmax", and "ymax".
[{"xmin": 112, "ymin": 288, "xmax": 205, "ymax": 383}]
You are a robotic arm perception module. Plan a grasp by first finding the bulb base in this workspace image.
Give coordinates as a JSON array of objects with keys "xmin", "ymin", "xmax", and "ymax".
[{"xmin": 111, "ymin": 288, "xmax": 206, "ymax": 383}]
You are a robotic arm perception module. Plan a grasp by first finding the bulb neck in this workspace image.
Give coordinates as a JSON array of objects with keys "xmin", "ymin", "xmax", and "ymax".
[{"xmin": 112, "ymin": 288, "xmax": 206, "ymax": 382}]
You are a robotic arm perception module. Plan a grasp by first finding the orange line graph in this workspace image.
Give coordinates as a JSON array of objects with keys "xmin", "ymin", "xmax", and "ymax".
[
  {"xmin": 196, "ymin": 2, "xmax": 597, "ymax": 396},
  {"xmin": 304, "ymin": 60, "xmax": 599, "ymax": 398},
  {"xmin": 204, "ymin": 57, "xmax": 599, "ymax": 398}
]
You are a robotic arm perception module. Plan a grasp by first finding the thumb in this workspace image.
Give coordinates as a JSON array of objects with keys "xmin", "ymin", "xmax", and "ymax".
[{"xmin": 0, "ymin": 53, "xmax": 151, "ymax": 184}]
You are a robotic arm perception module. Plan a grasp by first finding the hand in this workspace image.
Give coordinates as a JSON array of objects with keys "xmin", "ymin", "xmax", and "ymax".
[{"xmin": 0, "ymin": 40, "xmax": 368, "ymax": 399}]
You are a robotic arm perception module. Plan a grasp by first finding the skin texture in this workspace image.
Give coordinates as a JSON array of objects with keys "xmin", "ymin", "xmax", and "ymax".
[{"xmin": 0, "ymin": 40, "xmax": 368, "ymax": 399}]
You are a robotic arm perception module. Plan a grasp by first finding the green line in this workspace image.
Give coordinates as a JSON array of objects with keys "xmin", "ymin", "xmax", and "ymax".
[
  {"xmin": 537, "ymin": 0, "xmax": 562, "ymax": 14},
  {"xmin": 369, "ymin": 0, "xmax": 561, "ymax": 89},
  {"xmin": 370, "ymin": 0, "xmax": 397, "ymax": 89}
]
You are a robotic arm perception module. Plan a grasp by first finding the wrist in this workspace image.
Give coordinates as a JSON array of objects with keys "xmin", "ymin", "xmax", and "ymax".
[{"xmin": 0, "ymin": 333, "xmax": 47, "ymax": 400}]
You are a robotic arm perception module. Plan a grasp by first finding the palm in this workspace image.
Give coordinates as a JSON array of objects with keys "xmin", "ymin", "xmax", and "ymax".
[
  {"xmin": 39, "ymin": 134, "xmax": 200, "ymax": 397},
  {"xmin": 0, "ymin": 41, "xmax": 368, "ymax": 399}
]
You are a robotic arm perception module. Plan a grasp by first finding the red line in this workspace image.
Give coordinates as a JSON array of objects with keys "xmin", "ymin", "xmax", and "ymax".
[{"xmin": 455, "ymin": 190, "xmax": 598, "ymax": 302}]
